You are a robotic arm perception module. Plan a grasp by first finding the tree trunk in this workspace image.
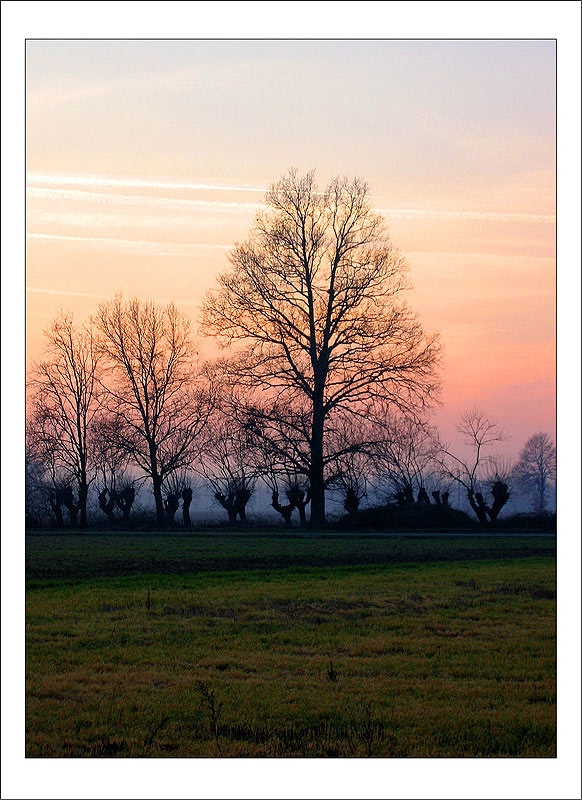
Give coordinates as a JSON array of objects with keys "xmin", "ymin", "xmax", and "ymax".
[
  {"xmin": 344, "ymin": 489, "xmax": 359, "ymax": 515},
  {"xmin": 164, "ymin": 492, "xmax": 179, "ymax": 523},
  {"xmin": 296, "ymin": 500, "xmax": 308, "ymax": 527},
  {"xmin": 271, "ymin": 491, "xmax": 294, "ymax": 527},
  {"xmin": 215, "ymin": 492, "xmax": 237, "ymax": 523},
  {"xmin": 147, "ymin": 442, "xmax": 165, "ymax": 525},
  {"xmin": 152, "ymin": 468, "xmax": 165, "ymax": 525},
  {"xmin": 182, "ymin": 488, "xmax": 192, "ymax": 527},
  {"xmin": 310, "ymin": 397, "xmax": 326, "ymax": 528},
  {"xmin": 152, "ymin": 477, "xmax": 164, "ymax": 523},
  {"xmin": 487, "ymin": 481, "xmax": 510, "ymax": 525},
  {"xmin": 78, "ymin": 480, "xmax": 88, "ymax": 529},
  {"xmin": 468, "ymin": 490, "xmax": 488, "ymax": 525},
  {"xmin": 417, "ymin": 488, "xmax": 430, "ymax": 505},
  {"xmin": 234, "ymin": 488, "xmax": 251, "ymax": 522},
  {"xmin": 99, "ymin": 489, "xmax": 116, "ymax": 521},
  {"xmin": 119, "ymin": 487, "xmax": 135, "ymax": 524},
  {"xmin": 49, "ymin": 493, "xmax": 64, "ymax": 527},
  {"xmin": 539, "ymin": 483, "xmax": 546, "ymax": 514}
]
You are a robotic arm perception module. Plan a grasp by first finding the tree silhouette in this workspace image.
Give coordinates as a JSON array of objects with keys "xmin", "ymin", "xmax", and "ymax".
[
  {"xmin": 115, "ymin": 484, "xmax": 136, "ymax": 524},
  {"xmin": 514, "ymin": 432, "xmax": 556, "ymax": 513},
  {"xmin": 202, "ymin": 169, "xmax": 440, "ymax": 525},
  {"xmin": 201, "ymin": 418, "xmax": 256, "ymax": 524},
  {"xmin": 93, "ymin": 413, "xmax": 133, "ymax": 523},
  {"xmin": 438, "ymin": 408, "xmax": 510, "ymax": 524},
  {"xmin": 29, "ymin": 313, "xmax": 100, "ymax": 529},
  {"xmin": 263, "ymin": 472, "xmax": 297, "ymax": 527},
  {"xmin": 96, "ymin": 297, "xmax": 212, "ymax": 524},
  {"xmin": 332, "ymin": 449, "xmax": 368, "ymax": 515},
  {"xmin": 370, "ymin": 410, "xmax": 440, "ymax": 507},
  {"xmin": 162, "ymin": 470, "xmax": 196, "ymax": 527},
  {"xmin": 181, "ymin": 487, "xmax": 193, "ymax": 527}
]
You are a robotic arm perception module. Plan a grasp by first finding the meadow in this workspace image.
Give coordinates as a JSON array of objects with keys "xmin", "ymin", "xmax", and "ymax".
[{"xmin": 26, "ymin": 532, "xmax": 556, "ymax": 757}]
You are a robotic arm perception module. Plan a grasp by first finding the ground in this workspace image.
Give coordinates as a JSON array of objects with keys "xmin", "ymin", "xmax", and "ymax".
[{"xmin": 26, "ymin": 532, "xmax": 556, "ymax": 757}]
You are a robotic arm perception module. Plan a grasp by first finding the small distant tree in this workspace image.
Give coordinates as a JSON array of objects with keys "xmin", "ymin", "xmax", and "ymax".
[
  {"xmin": 93, "ymin": 413, "xmax": 134, "ymax": 523},
  {"xmin": 514, "ymin": 433, "xmax": 556, "ymax": 513},
  {"xmin": 371, "ymin": 411, "xmax": 440, "ymax": 506},
  {"xmin": 438, "ymin": 408, "xmax": 510, "ymax": 524},
  {"xmin": 115, "ymin": 482, "xmax": 137, "ymax": 525},
  {"xmin": 285, "ymin": 479, "xmax": 312, "ymax": 527},
  {"xmin": 28, "ymin": 313, "xmax": 100, "ymax": 529},
  {"xmin": 181, "ymin": 486, "xmax": 193, "ymax": 527},
  {"xmin": 201, "ymin": 419, "xmax": 256, "ymax": 524},
  {"xmin": 25, "ymin": 438, "xmax": 54, "ymax": 527},
  {"xmin": 333, "ymin": 451, "xmax": 368, "ymax": 514},
  {"xmin": 263, "ymin": 471, "xmax": 297, "ymax": 527},
  {"xmin": 163, "ymin": 471, "xmax": 196, "ymax": 527}
]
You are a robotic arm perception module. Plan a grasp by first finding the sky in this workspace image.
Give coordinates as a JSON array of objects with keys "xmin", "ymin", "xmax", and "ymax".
[{"xmin": 26, "ymin": 39, "xmax": 556, "ymax": 454}]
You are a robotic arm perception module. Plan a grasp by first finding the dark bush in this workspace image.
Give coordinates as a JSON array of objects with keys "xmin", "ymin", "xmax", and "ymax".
[
  {"xmin": 336, "ymin": 502, "xmax": 477, "ymax": 531},
  {"xmin": 496, "ymin": 512, "xmax": 556, "ymax": 532}
]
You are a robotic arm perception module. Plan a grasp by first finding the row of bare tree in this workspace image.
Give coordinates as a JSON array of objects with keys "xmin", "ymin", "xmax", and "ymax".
[
  {"xmin": 26, "ymin": 169, "xmax": 555, "ymax": 529},
  {"xmin": 25, "ymin": 312, "xmax": 554, "ymax": 529}
]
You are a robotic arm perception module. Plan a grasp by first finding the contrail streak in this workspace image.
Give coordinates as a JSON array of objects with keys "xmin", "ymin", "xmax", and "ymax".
[
  {"xmin": 377, "ymin": 208, "xmax": 555, "ymax": 224},
  {"xmin": 27, "ymin": 232, "xmax": 232, "ymax": 254},
  {"xmin": 27, "ymin": 286, "xmax": 200, "ymax": 308},
  {"xmin": 27, "ymin": 172, "xmax": 267, "ymax": 194},
  {"xmin": 27, "ymin": 175, "xmax": 554, "ymax": 224},
  {"xmin": 27, "ymin": 186, "xmax": 260, "ymax": 214}
]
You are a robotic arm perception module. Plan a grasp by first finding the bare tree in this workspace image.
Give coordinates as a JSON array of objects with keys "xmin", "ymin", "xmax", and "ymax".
[
  {"xmin": 201, "ymin": 419, "xmax": 256, "ymax": 524},
  {"xmin": 93, "ymin": 413, "xmax": 134, "ymax": 522},
  {"xmin": 162, "ymin": 470, "xmax": 196, "ymax": 527},
  {"xmin": 262, "ymin": 471, "xmax": 297, "ymax": 527},
  {"xmin": 96, "ymin": 297, "xmax": 212, "ymax": 524},
  {"xmin": 285, "ymin": 479, "xmax": 312, "ymax": 527},
  {"xmin": 438, "ymin": 408, "xmax": 510, "ymax": 524},
  {"xmin": 371, "ymin": 411, "xmax": 440, "ymax": 507},
  {"xmin": 240, "ymin": 398, "xmax": 313, "ymax": 491},
  {"xmin": 202, "ymin": 169, "xmax": 440, "ymax": 525},
  {"xmin": 483, "ymin": 458, "xmax": 513, "ymax": 524},
  {"xmin": 514, "ymin": 432, "xmax": 556, "ymax": 513},
  {"xmin": 28, "ymin": 313, "xmax": 100, "ymax": 528},
  {"xmin": 332, "ymin": 449, "xmax": 368, "ymax": 515},
  {"xmin": 25, "ymin": 432, "xmax": 55, "ymax": 527},
  {"xmin": 244, "ymin": 400, "xmax": 375, "ymax": 525}
]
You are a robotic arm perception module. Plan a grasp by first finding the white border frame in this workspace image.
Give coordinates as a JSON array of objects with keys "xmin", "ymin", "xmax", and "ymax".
[{"xmin": 2, "ymin": 3, "xmax": 580, "ymax": 799}]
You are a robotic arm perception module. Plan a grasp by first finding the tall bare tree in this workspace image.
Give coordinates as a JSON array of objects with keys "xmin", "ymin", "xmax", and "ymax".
[
  {"xmin": 28, "ymin": 313, "xmax": 99, "ymax": 528},
  {"xmin": 96, "ymin": 297, "xmax": 212, "ymax": 524},
  {"xmin": 514, "ymin": 432, "xmax": 556, "ymax": 513},
  {"xmin": 202, "ymin": 169, "xmax": 440, "ymax": 525}
]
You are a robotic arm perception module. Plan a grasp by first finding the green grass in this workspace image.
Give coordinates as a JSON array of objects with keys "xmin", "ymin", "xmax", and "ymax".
[
  {"xmin": 26, "ymin": 530, "xmax": 555, "ymax": 582},
  {"xmin": 26, "ymin": 533, "xmax": 556, "ymax": 757}
]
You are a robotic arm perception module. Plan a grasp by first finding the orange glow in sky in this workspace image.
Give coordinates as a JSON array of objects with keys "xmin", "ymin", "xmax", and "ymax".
[{"xmin": 26, "ymin": 40, "xmax": 555, "ymax": 453}]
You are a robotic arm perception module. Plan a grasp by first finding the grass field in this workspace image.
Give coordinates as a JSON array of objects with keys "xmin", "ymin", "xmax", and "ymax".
[{"xmin": 26, "ymin": 532, "xmax": 556, "ymax": 757}]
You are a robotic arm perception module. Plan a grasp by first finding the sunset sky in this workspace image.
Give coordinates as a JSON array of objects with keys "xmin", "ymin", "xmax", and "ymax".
[{"xmin": 26, "ymin": 39, "xmax": 556, "ymax": 452}]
